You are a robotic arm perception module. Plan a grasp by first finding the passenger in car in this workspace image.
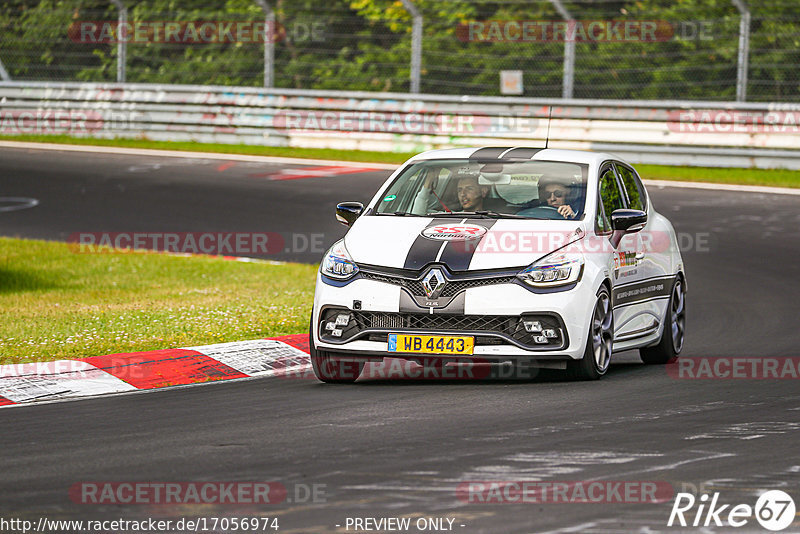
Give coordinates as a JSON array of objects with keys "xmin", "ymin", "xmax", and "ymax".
[
  {"xmin": 456, "ymin": 175, "xmax": 489, "ymax": 211},
  {"xmin": 412, "ymin": 173, "xmax": 489, "ymax": 214}
]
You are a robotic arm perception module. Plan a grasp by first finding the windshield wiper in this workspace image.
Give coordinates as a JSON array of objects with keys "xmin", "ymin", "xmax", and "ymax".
[
  {"xmin": 375, "ymin": 211, "xmax": 424, "ymax": 217},
  {"xmin": 430, "ymin": 210, "xmax": 527, "ymax": 219}
]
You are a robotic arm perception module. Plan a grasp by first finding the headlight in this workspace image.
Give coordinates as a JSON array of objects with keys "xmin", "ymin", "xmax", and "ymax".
[
  {"xmin": 320, "ymin": 239, "xmax": 359, "ymax": 280},
  {"xmin": 517, "ymin": 251, "xmax": 584, "ymax": 287}
]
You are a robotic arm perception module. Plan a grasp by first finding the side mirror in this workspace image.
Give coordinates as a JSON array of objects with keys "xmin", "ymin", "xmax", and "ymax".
[
  {"xmin": 336, "ymin": 202, "xmax": 364, "ymax": 226},
  {"xmin": 610, "ymin": 209, "xmax": 647, "ymax": 247}
]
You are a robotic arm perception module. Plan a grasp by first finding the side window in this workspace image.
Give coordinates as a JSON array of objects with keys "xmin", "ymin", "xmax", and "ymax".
[
  {"xmin": 596, "ymin": 189, "xmax": 609, "ymax": 233},
  {"xmin": 616, "ymin": 164, "xmax": 645, "ymax": 211},
  {"xmin": 388, "ymin": 167, "xmax": 424, "ymax": 213},
  {"xmin": 597, "ymin": 167, "xmax": 625, "ymax": 232}
]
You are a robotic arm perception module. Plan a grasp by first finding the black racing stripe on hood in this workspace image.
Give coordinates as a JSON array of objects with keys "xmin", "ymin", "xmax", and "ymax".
[
  {"xmin": 437, "ymin": 219, "xmax": 498, "ymax": 271},
  {"xmin": 403, "ymin": 218, "xmax": 454, "ymax": 270},
  {"xmin": 470, "ymin": 147, "xmax": 512, "ymax": 159},
  {"xmin": 503, "ymin": 147, "xmax": 543, "ymax": 159}
]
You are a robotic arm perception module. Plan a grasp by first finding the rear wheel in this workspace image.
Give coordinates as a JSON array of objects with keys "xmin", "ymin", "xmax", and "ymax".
[
  {"xmin": 309, "ymin": 317, "xmax": 364, "ymax": 383},
  {"xmin": 566, "ymin": 286, "xmax": 613, "ymax": 381},
  {"xmin": 640, "ymin": 278, "xmax": 685, "ymax": 364}
]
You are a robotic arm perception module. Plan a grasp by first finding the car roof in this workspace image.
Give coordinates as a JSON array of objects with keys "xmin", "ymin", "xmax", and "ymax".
[{"xmin": 406, "ymin": 147, "xmax": 629, "ymax": 167}]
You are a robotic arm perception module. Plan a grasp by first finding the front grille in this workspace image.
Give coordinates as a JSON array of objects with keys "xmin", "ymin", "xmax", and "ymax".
[
  {"xmin": 319, "ymin": 308, "xmax": 567, "ymax": 351},
  {"xmin": 369, "ymin": 314, "xmax": 405, "ymax": 329},
  {"xmin": 360, "ymin": 270, "xmax": 518, "ymax": 298},
  {"xmin": 357, "ymin": 312, "xmax": 514, "ymax": 332},
  {"xmin": 440, "ymin": 276, "xmax": 518, "ymax": 297}
]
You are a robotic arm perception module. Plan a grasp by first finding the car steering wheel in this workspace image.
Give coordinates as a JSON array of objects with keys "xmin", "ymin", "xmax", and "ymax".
[{"xmin": 516, "ymin": 205, "xmax": 566, "ymax": 220}]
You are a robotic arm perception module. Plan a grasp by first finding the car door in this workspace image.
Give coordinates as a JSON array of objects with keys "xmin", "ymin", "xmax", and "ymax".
[
  {"xmin": 614, "ymin": 162, "xmax": 671, "ymax": 339},
  {"xmin": 596, "ymin": 163, "xmax": 648, "ymax": 340}
]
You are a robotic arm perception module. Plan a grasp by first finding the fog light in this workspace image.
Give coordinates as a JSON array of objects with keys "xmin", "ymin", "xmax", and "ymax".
[
  {"xmin": 325, "ymin": 321, "xmax": 336, "ymax": 331},
  {"xmin": 523, "ymin": 320, "xmax": 542, "ymax": 333},
  {"xmin": 543, "ymin": 329, "xmax": 557, "ymax": 339},
  {"xmin": 331, "ymin": 328, "xmax": 343, "ymax": 337},
  {"xmin": 335, "ymin": 313, "xmax": 350, "ymax": 326},
  {"xmin": 533, "ymin": 335, "xmax": 548, "ymax": 344}
]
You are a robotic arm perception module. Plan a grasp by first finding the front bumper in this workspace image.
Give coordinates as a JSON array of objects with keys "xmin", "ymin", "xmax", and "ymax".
[
  {"xmin": 318, "ymin": 307, "xmax": 568, "ymax": 351},
  {"xmin": 312, "ymin": 271, "xmax": 596, "ymax": 361}
]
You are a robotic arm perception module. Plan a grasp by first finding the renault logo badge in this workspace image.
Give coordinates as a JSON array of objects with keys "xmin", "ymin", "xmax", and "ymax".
[{"xmin": 422, "ymin": 268, "xmax": 446, "ymax": 299}]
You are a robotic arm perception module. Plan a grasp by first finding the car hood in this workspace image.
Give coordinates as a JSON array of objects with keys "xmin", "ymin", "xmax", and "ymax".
[{"xmin": 345, "ymin": 215, "xmax": 586, "ymax": 271}]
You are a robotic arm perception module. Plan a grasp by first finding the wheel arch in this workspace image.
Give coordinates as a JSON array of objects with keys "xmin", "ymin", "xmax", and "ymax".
[
  {"xmin": 676, "ymin": 269, "xmax": 687, "ymax": 291},
  {"xmin": 599, "ymin": 277, "xmax": 612, "ymax": 296}
]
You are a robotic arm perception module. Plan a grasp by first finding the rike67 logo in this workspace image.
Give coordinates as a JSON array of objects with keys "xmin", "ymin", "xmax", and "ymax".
[{"xmin": 668, "ymin": 490, "xmax": 796, "ymax": 531}]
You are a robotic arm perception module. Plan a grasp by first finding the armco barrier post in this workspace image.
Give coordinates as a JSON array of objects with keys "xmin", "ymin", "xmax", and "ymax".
[
  {"xmin": 549, "ymin": 0, "xmax": 575, "ymax": 99},
  {"xmin": 254, "ymin": 0, "xmax": 275, "ymax": 88},
  {"xmin": 400, "ymin": 0, "xmax": 422, "ymax": 94},
  {"xmin": 110, "ymin": 0, "xmax": 127, "ymax": 83},
  {"xmin": 731, "ymin": 0, "xmax": 750, "ymax": 102},
  {"xmin": 0, "ymin": 56, "xmax": 10, "ymax": 81}
]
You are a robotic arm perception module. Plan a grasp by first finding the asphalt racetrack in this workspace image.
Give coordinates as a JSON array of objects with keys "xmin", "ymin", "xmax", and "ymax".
[{"xmin": 1, "ymin": 146, "xmax": 800, "ymax": 533}]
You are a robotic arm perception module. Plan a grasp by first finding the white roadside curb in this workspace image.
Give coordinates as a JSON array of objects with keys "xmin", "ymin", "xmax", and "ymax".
[{"xmin": 0, "ymin": 337, "xmax": 311, "ymax": 409}]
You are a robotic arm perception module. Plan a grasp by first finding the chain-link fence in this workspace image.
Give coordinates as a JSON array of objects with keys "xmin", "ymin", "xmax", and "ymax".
[{"xmin": 1, "ymin": 0, "xmax": 798, "ymax": 102}]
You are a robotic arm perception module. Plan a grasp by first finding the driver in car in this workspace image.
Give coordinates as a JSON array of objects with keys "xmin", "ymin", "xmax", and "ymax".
[{"xmin": 539, "ymin": 177, "xmax": 576, "ymax": 219}]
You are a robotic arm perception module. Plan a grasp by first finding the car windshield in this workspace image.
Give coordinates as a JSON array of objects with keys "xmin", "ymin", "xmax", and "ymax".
[{"xmin": 374, "ymin": 159, "xmax": 589, "ymax": 220}]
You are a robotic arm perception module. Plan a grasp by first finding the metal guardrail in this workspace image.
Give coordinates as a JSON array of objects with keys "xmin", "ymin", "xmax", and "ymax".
[{"xmin": 1, "ymin": 82, "xmax": 799, "ymax": 169}]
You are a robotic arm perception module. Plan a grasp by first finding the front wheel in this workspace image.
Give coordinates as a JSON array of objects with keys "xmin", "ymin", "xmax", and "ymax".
[
  {"xmin": 640, "ymin": 278, "xmax": 685, "ymax": 364},
  {"xmin": 309, "ymin": 317, "xmax": 364, "ymax": 383},
  {"xmin": 566, "ymin": 286, "xmax": 614, "ymax": 381}
]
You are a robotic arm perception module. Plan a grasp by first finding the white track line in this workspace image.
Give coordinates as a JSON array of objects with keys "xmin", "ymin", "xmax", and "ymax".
[
  {"xmin": 1, "ymin": 140, "xmax": 798, "ymax": 195},
  {"xmin": 0, "ymin": 141, "xmax": 398, "ymax": 170}
]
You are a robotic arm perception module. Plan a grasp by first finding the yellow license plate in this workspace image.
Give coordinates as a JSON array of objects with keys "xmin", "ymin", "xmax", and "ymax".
[{"xmin": 388, "ymin": 334, "xmax": 474, "ymax": 355}]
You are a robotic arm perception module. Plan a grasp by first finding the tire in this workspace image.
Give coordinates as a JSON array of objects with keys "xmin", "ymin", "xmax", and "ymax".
[
  {"xmin": 640, "ymin": 277, "xmax": 685, "ymax": 365},
  {"xmin": 566, "ymin": 286, "xmax": 614, "ymax": 381},
  {"xmin": 309, "ymin": 317, "xmax": 364, "ymax": 383}
]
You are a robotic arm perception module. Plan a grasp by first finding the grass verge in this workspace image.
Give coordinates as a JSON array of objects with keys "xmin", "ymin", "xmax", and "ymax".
[
  {"xmin": 0, "ymin": 237, "xmax": 315, "ymax": 365},
  {"xmin": 1, "ymin": 134, "xmax": 799, "ymax": 188},
  {"xmin": 635, "ymin": 164, "xmax": 800, "ymax": 189}
]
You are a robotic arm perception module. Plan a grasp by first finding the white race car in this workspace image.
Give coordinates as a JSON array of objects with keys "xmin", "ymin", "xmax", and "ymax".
[{"xmin": 311, "ymin": 147, "xmax": 686, "ymax": 382}]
